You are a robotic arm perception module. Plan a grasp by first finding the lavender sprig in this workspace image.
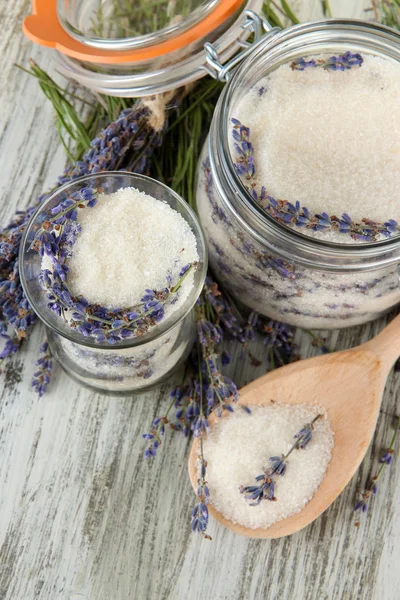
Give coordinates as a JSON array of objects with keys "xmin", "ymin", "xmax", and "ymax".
[
  {"xmin": 240, "ymin": 414, "xmax": 321, "ymax": 505},
  {"xmin": 142, "ymin": 279, "xmax": 241, "ymax": 539},
  {"xmin": 354, "ymin": 414, "xmax": 400, "ymax": 525},
  {"xmin": 191, "ymin": 439, "xmax": 211, "ymax": 539},
  {"xmin": 142, "ymin": 278, "xmax": 296, "ymax": 460},
  {"xmin": 231, "ymin": 118, "xmax": 400, "ymax": 242},
  {"xmin": 143, "ymin": 416, "xmax": 168, "ymax": 459},
  {"xmin": 258, "ymin": 317, "xmax": 297, "ymax": 367},
  {"xmin": 202, "ymin": 279, "xmax": 297, "ymax": 368},
  {"xmin": 31, "ymin": 342, "xmax": 53, "ymax": 398},
  {"xmin": 291, "ymin": 52, "xmax": 363, "ymax": 71},
  {"xmin": 0, "ymin": 210, "xmax": 38, "ymax": 357}
]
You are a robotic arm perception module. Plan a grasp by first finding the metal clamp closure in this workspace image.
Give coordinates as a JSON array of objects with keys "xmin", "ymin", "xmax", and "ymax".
[{"xmin": 203, "ymin": 10, "xmax": 280, "ymax": 82}]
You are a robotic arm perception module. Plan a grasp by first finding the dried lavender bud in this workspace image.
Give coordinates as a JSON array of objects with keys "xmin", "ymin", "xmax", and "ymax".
[
  {"xmin": 241, "ymin": 415, "xmax": 321, "ymax": 505},
  {"xmin": 31, "ymin": 342, "xmax": 53, "ymax": 398},
  {"xmin": 354, "ymin": 415, "xmax": 400, "ymax": 524},
  {"xmin": 191, "ymin": 445, "xmax": 211, "ymax": 538},
  {"xmin": 291, "ymin": 52, "xmax": 363, "ymax": 71}
]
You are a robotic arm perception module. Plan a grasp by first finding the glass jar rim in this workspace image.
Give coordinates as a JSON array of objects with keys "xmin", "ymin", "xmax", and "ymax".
[
  {"xmin": 24, "ymin": 0, "xmax": 244, "ymax": 63},
  {"xmin": 19, "ymin": 171, "xmax": 208, "ymax": 349},
  {"xmin": 56, "ymin": 0, "xmax": 221, "ymax": 52},
  {"xmin": 212, "ymin": 18, "xmax": 400, "ymax": 272}
]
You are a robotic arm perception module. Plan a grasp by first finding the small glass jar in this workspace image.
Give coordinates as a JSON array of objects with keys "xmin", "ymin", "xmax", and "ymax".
[
  {"xmin": 196, "ymin": 19, "xmax": 400, "ymax": 329},
  {"xmin": 24, "ymin": 0, "xmax": 263, "ymax": 96},
  {"xmin": 20, "ymin": 172, "xmax": 207, "ymax": 393}
]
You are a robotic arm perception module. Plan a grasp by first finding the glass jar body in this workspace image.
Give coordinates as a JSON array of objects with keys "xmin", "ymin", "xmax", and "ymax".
[
  {"xmin": 47, "ymin": 311, "xmax": 195, "ymax": 393},
  {"xmin": 196, "ymin": 142, "xmax": 400, "ymax": 329},
  {"xmin": 20, "ymin": 171, "xmax": 207, "ymax": 395}
]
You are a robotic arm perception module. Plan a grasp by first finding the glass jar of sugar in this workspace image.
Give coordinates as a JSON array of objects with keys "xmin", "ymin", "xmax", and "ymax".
[
  {"xmin": 196, "ymin": 18, "xmax": 400, "ymax": 329},
  {"xmin": 20, "ymin": 172, "xmax": 207, "ymax": 393}
]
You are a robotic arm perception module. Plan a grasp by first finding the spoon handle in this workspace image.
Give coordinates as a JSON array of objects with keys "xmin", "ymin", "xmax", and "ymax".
[{"xmin": 363, "ymin": 312, "xmax": 400, "ymax": 375}]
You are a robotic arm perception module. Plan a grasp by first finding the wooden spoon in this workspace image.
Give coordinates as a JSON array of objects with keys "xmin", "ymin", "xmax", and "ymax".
[{"xmin": 188, "ymin": 314, "xmax": 400, "ymax": 538}]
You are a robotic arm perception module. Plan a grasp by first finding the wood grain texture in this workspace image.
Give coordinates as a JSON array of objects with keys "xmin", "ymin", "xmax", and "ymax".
[{"xmin": 0, "ymin": 0, "xmax": 399, "ymax": 599}]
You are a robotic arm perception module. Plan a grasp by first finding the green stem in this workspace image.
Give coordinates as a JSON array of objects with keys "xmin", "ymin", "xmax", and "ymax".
[
  {"xmin": 321, "ymin": 0, "xmax": 332, "ymax": 17},
  {"xmin": 280, "ymin": 0, "xmax": 300, "ymax": 24},
  {"xmin": 171, "ymin": 264, "xmax": 194, "ymax": 293}
]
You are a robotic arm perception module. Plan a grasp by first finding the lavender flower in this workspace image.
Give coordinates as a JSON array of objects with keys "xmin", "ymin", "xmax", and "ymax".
[
  {"xmin": 58, "ymin": 102, "xmax": 164, "ymax": 185},
  {"xmin": 191, "ymin": 441, "xmax": 212, "ymax": 539},
  {"xmin": 269, "ymin": 455, "xmax": 287, "ymax": 476},
  {"xmin": 0, "ymin": 334, "xmax": 20, "ymax": 359},
  {"xmin": 31, "ymin": 342, "xmax": 53, "ymax": 397},
  {"xmin": 294, "ymin": 422, "xmax": 315, "ymax": 449},
  {"xmin": 231, "ymin": 118, "xmax": 400, "ymax": 242},
  {"xmin": 258, "ymin": 318, "xmax": 297, "ymax": 367},
  {"xmin": 380, "ymin": 451, "xmax": 394, "ymax": 465},
  {"xmin": 354, "ymin": 415, "xmax": 400, "ymax": 525},
  {"xmin": 242, "ymin": 312, "xmax": 258, "ymax": 345},
  {"xmin": 143, "ymin": 416, "xmax": 169, "ymax": 459},
  {"xmin": 193, "ymin": 415, "xmax": 211, "ymax": 438},
  {"xmin": 291, "ymin": 52, "xmax": 363, "ymax": 71},
  {"xmin": 241, "ymin": 415, "xmax": 321, "ymax": 505}
]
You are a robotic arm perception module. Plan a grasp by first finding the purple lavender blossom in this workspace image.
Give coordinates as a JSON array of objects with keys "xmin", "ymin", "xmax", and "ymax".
[
  {"xmin": 191, "ymin": 449, "xmax": 211, "ymax": 538},
  {"xmin": 291, "ymin": 52, "xmax": 363, "ymax": 71},
  {"xmin": 142, "ymin": 416, "xmax": 168, "ymax": 459},
  {"xmin": 354, "ymin": 415, "xmax": 400, "ymax": 524},
  {"xmin": 240, "ymin": 471, "xmax": 276, "ymax": 505},
  {"xmin": 294, "ymin": 422, "xmax": 315, "ymax": 449},
  {"xmin": 241, "ymin": 415, "xmax": 321, "ymax": 505},
  {"xmin": 31, "ymin": 341, "xmax": 53, "ymax": 397},
  {"xmin": 380, "ymin": 451, "xmax": 394, "ymax": 465}
]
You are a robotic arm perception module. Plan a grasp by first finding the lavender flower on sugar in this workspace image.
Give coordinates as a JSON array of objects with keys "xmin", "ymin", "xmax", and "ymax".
[
  {"xmin": 354, "ymin": 415, "xmax": 400, "ymax": 525},
  {"xmin": 240, "ymin": 414, "xmax": 321, "ymax": 505},
  {"xmin": 231, "ymin": 118, "xmax": 400, "ymax": 242},
  {"xmin": 290, "ymin": 52, "xmax": 363, "ymax": 71}
]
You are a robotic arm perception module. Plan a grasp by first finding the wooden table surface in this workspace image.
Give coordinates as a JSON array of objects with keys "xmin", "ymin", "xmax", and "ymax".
[{"xmin": 0, "ymin": 1, "xmax": 399, "ymax": 599}]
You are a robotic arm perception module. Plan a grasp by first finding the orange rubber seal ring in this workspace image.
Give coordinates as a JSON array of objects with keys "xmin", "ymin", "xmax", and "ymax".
[{"xmin": 23, "ymin": 0, "xmax": 244, "ymax": 64}]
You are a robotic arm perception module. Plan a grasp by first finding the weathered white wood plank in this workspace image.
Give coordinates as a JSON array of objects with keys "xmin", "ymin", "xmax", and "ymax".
[{"xmin": 1, "ymin": 1, "xmax": 399, "ymax": 599}]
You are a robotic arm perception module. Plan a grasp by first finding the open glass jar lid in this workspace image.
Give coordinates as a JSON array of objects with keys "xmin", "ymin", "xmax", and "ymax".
[{"xmin": 23, "ymin": 0, "xmax": 263, "ymax": 96}]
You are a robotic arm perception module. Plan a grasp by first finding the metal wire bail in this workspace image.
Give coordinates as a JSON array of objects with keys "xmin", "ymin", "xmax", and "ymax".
[{"xmin": 203, "ymin": 10, "xmax": 280, "ymax": 82}]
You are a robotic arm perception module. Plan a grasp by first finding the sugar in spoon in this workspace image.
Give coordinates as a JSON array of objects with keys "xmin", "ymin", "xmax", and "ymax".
[{"xmin": 188, "ymin": 314, "xmax": 400, "ymax": 538}]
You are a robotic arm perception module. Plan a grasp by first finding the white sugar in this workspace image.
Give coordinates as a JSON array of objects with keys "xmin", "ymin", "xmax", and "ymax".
[
  {"xmin": 67, "ymin": 187, "xmax": 199, "ymax": 309},
  {"xmin": 202, "ymin": 404, "xmax": 333, "ymax": 529},
  {"xmin": 232, "ymin": 54, "xmax": 400, "ymax": 226}
]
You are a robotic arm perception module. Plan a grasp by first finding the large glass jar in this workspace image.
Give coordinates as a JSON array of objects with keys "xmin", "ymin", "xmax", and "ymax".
[
  {"xmin": 20, "ymin": 172, "xmax": 207, "ymax": 393},
  {"xmin": 196, "ymin": 19, "xmax": 400, "ymax": 329}
]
